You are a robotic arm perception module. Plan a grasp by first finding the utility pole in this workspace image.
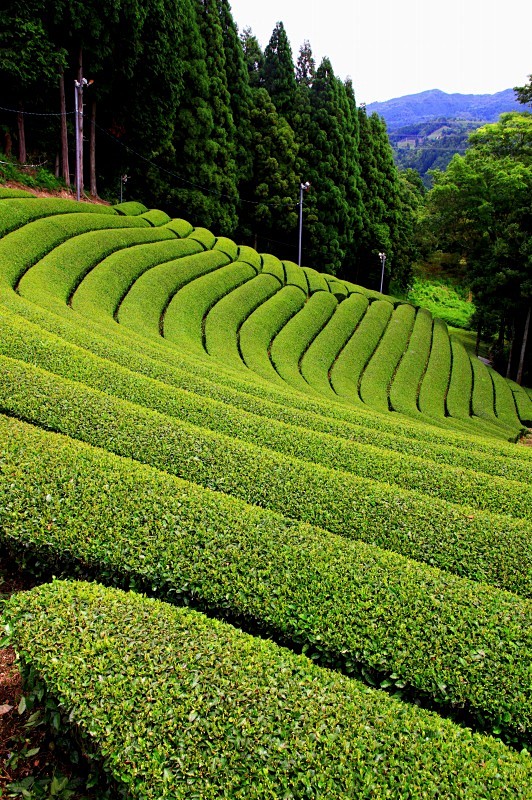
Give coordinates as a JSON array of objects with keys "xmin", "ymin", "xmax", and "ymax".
[
  {"xmin": 74, "ymin": 75, "xmax": 93, "ymax": 201},
  {"xmin": 298, "ymin": 181, "xmax": 310, "ymax": 266},
  {"xmin": 378, "ymin": 252, "xmax": 387, "ymax": 294}
]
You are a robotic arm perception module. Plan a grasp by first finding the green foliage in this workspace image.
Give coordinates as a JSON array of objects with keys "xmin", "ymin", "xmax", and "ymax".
[
  {"xmin": 1, "ymin": 355, "xmax": 531, "ymax": 595},
  {"xmin": 6, "ymin": 581, "xmax": 532, "ymax": 798},
  {"xmin": 205, "ymin": 273, "xmax": 281, "ymax": 368},
  {"xmin": 359, "ymin": 303, "xmax": 416, "ymax": 412},
  {"xmin": 389, "ymin": 307, "xmax": 433, "ymax": 415},
  {"xmin": 408, "ymin": 276, "xmax": 475, "ymax": 329},
  {"xmin": 331, "ymin": 299, "xmax": 393, "ymax": 402},
  {"xmin": 270, "ymin": 292, "xmax": 337, "ymax": 391}
]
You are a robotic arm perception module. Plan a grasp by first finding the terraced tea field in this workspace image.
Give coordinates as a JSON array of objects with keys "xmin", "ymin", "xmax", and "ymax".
[{"xmin": 1, "ymin": 190, "xmax": 532, "ymax": 797}]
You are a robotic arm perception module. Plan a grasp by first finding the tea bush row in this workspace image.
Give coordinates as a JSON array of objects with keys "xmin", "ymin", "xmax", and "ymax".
[
  {"xmin": 6, "ymin": 581, "xmax": 532, "ymax": 799},
  {"xmin": 2, "ymin": 355, "xmax": 531, "ymax": 596},
  {"xmin": 389, "ymin": 307, "xmax": 433, "ymax": 415},
  {"xmin": 359, "ymin": 304, "xmax": 416, "ymax": 412}
]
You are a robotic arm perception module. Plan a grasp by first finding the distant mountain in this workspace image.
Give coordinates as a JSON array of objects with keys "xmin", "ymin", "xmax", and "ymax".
[
  {"xmin": 366, "ymin": 88, "xmax": 521, "ymax": 131},
  {"xmin": 366, "ymin": 89, "xmax": 523, "ymax": 186}
]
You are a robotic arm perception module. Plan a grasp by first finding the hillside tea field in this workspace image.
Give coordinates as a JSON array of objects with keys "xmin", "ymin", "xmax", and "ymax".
[{"xmin": 1, "ymin": 190, "xmax": 532, "ymax": 798}]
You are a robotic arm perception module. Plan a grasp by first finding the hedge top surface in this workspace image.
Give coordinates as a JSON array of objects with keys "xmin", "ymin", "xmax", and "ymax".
[{"xmin": 5, "ymin": 580, "xmax": 532, "ymax": 800}]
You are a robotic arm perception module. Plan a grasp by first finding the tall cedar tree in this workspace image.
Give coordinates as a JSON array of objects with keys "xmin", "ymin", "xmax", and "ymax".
[
  {"xmin": 354, "ymin": 108, "xmax": 403, "ymax": 290},
  {"xmin": 238, "ymin": 88, "xmax": 299, "ymax": 256},
  {"xmin": 301, "ymin": 58, "xmax": 353, "ymax": 274},
  {"xmin": 192, "ymin": 0, "xmax": 239, "ymax": 233},
  {"xmin": 261, "ymin": 22, "xmax": 298, "ymax": 128},
  {"xmin": 240, "ymin": 27, "xmax": 264, "ymax": 89},
  {"xmin": 218, "ymin": 1, "xmax": 253, "ymax": 187}
]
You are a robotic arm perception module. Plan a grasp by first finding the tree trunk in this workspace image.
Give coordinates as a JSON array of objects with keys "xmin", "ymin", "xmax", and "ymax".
[
  {"xmin": 89, "ymin": 100, "xmax": 97, "ymax": 197},
  {"xmin": 17, "ymin": 105, "xmax": 26, "ymax": 164},
  {"xmin": 59, "ymin": 71, "xmax": 70, "ymax": 187},
  {"xmin": 516, "ymin": 303, "xmax": 531, "ymax": 386},
  {"xmin": 475, "ymin": 317, "xmax": 482, "ymax": 357},
  {"xmin": 4, "ymin": 131, "xmax": 12, "ymax": 158}
]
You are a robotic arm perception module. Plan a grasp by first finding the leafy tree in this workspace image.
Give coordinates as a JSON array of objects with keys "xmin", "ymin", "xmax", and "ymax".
[
  {"xmin": 425, "ymin": 113, "xmax": 532, "ymax": 383},
  {"xmin": 515, "ymin": 75, "xmax": 532, "ymax": 106}
]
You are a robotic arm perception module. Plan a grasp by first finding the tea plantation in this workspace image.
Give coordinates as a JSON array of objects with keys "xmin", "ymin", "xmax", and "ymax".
[{"xmin": 1, "ymin": 191, "xmax": 532, "ymax": 798}]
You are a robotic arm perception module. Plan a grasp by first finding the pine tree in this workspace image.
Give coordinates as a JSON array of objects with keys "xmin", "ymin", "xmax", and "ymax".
[{"xmin": 295, "ymin": 40, "xmax": 315, "ymax": 87}]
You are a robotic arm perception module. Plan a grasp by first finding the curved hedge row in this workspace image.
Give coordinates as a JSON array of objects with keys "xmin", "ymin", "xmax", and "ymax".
[
  {"xmin": 330, "ymin": 299, "xmax": 393, "ymax": 403},
  {"xmin": 2, "ymin": 419, "xmax": 532, "ymax": 745},
  {"xmin": 282, "ymin": 260, "xmax": 308, "ymax": 294},
  {"xmin": 300, "ymin": 293, "xmax": 369, "ymax": 397},
  {"xmin": 1, "ymin": 308, "xmax": 530, "ymax": 522},
  {"xmin": 18, "ymin": 226, "xmax": 176, "ymax": 308},
  {"xmin": 238, "ymin": 287, "xmax": 307, "ymax": 385},
  {"xmin": 470, "ymin": 354, "xmax": 498, "ymax": 424},
  {"xmin": 71, "ymin": 238, "xmax": 203, "ymax": 320},
  {"xmin": 6, "ymin": 581, "xmax": 532, "ymax": 799},
  {"xmin": 418, "ymin": 318, "xmax": 451, "ymax": 418},
  {"xmin": 2, "ymin": 355, "xmax": 531, "ymax": 596},
  {"xmin": 0, "ymin": 197, "xmax": 116, "ymax": 236},
  {"xmin": 138, "ymin": 208, "xmax": 171, "ymax": 226},
  {"xmin": 302, "ymin": 266, "xmax": 329, "ymax": 294},
  {"xmin": 205, "ymin": 273, "xmax": 281, "ymax": 368},
  {"xmin": 117, "ymin": 250, "xmax": 231, "ymax": 339},
  {"xmin": 3, "ymin": 276, "xmax": 530, "ymax": 471},
  {"xmin": 188, "ymin": 226, "xmax": 217, "ymax": 250},
  {"xmin": 259, "ymin": 252, "xmax": 284, "ymax": 284},
  {"xmin": 0, "ymin": 212, "xmax": 149, "ymax": 289},
  {"xmin": 270, "ymin": 292, "xmax": 338, "ymax": 393},
  {"xmin": 213, "ymin": 236, "xmax": 239, "ymax": 261},
  {"xmin": 359, "ymin": 303, "xmax": 416, "ymax": 412},
  {"xmin": 237, "ymin": 244, "xmax": 262, "ymax": 271},
  {"xmin": 389, "ymin": 307, "xmax": 433, "ymax": 415},
  {"xmin": 162, "ymin": 261, "xmax": 257, "ymax": 354},
  {"xmin": 489, "ymin": 366, "xmax": 522, "ymax": 429},
  {"xmin": 112, "ymin": 200, "xmax": 148, "ymax": 215},
  {"xmin": 446, "ymin": 337, "xmax": 473, "ymax": 420}
]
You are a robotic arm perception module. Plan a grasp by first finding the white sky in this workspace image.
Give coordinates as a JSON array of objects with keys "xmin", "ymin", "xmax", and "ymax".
[{"xmin": 228, "ymin": 0, "xmax": 532, "ymax": 105}]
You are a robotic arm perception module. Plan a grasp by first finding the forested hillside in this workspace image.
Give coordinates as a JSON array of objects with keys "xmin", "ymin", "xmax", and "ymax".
[{"xmin": 0, "ymin": 2, "xmax": 419, "ymax": 289}]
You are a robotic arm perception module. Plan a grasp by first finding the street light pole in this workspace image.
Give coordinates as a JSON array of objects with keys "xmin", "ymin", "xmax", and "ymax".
[
  {"xmin": 74, "ymin": 76, "xmax": 92, "ymax": 201},
  {"xmin": 298, "ymin": 181, "xmax": 310, "ymax": 266},
  {"xmin": 378, "ymin": 251, "xmax": 387, "ymax": 294}
]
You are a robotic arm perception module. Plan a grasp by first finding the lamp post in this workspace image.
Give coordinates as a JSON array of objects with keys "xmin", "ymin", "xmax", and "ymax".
[
  {"xmin": 298, "ymin": 181, "xmax": 310, "ymax": 266},
  {"xmin": 74, "ymin": 76, "xmax": 93, "ymax": 201},
  {"xmin": 378, "ymin": 251, "xmax": 386, "ymax": 294}
]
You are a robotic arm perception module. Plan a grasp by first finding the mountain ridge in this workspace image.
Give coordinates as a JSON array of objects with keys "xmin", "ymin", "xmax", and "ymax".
[{"xmin": 367, "ymin": 88, "xmax": 522, "ymax": 131}]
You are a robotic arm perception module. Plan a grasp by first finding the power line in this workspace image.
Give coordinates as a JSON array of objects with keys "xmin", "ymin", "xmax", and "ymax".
[{"xmin": 0, "ymin": 104, "xmax": 75, "ymax": 117}]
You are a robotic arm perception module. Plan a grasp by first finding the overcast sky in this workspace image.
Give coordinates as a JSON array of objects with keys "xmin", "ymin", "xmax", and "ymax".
[{"xmin": 228, "ymin": 0, "xmax": 532, "ymax": 105}]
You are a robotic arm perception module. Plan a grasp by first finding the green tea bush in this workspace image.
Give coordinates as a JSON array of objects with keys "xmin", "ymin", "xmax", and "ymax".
[
  {"xmin": 470, "ymin": 355, "xmax": 498, "ymax": 424},
  {"xmin": 302, "ymin": 266, "xmax": 328, "ymax": 293},
  {"xmin": 359, "ymin": 304, "xmax": 416, "ymax": 412},
  {"xmin": 330, "ymin": 299, "xmax": 393, "ymax": 403},
  {"xmin": 282, "ymin": 260, "xmax": 308, "ymax": 294},
  {"xmin": 71, "ymin": 238, "xmax": 204, "ymax": 320},
  {"xmin": 1, "ymin": 308, "xmax": 530, "ymax": 521},
  {"xmin": 325, "ymin": 274, "xmax": 348, "ymax": 298},
  {"xmin": 0, "ymin": 197, "xmax": 116, "ymax": 237},
  {"xmin": 205, "ymin": 273, "xmax": 281, "ymax": 368},
  {"xmin": 0, "ymin": 212, "xmax": 146, "ymax": 289},
  {"xmin": 162, "ymin": 261, "xmax": 256, "ymax": 354},
  {"xmin": 418, "ymin": 318, "xmax": 451, "ymax": 418},
  {"xmin": 300, "ymin": 293, "xmax": 369, "ymax": 397},
  {"xmin": 112, "ymin": 200, "xmax": 148, "ymax": 215},
  {"xmin": 118, "ymin": 250, "xmax": 230, "ymax": 338},
  {"xmin": 490, "ymin": 367, "xmax": 522, "ymax": 429},
  {"xmin": 138, "ymin": 208, "xmax": 171, "ymax": 226},
  {"xmin": 213, "ymin": 236, "xmax": 239, "ymax": 261},
  {"xmin": 188, "ymin": 226, "xmax": 216, "ymax": 249},
  {"xmin": 6, "ymin": 581, "xmax": 532, "ymax": 798},
  {"xmin": 18, "ymin": 226, "xmax": 175, "ymax": 308},
  {"xmin": 509, "ymin": 381, "xmax": 532, "ymax": 426},
  {"xmin": 389, "ymin": 307, "xmax": 433, "ymax": 415},
  {"xmin": 237, "ymin": 244, "xmax": 261, "ymax": 270},
  {"xmin": 446, "ymin": 338, "xmax": 473, "ymax": 419},
  {"xmin": 2, "ymin": 357, "xmax": 531, "ymax": 596},
  {"xmin": 270, "ymin": 292, "xmax": 338, "ymax": 393},
  {"xmin": 260, "ymin": 252, "xmax": 284, "ymax": 284},
  {"xmin": 239, "ymin": 287, "xmax": 306, "ymax": 384}
]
